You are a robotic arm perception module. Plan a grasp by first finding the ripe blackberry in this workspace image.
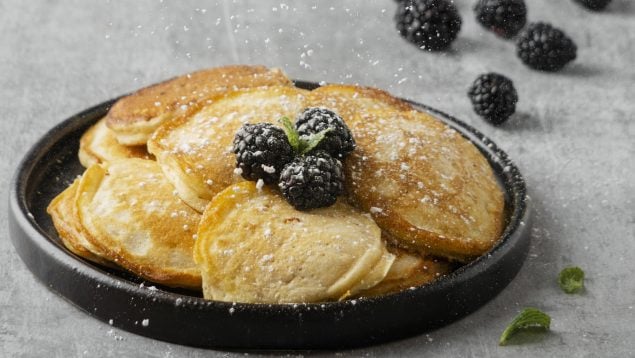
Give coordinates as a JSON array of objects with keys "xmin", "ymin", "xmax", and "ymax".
[
  {"xmin": 516, "ymin": 22, "xmax": 577, "ymax": 72},
  {"xmin": 573, "ymin": 0, "xmax": 612, "ymax": 11},
  {"xmin": 474, "ymin": 0, "xmax": 527, "ymax": 38},
  {"xmin": 233, "ymin": 123, "xmax": 294, "ymax": 184},
  {"xmin": 395, "ymin": 0, "xmax": 462, "ymax": 51},
  {"xmin": 295, "ymin": 107, "xmax": 355, "ymax": 159},
  {"xmin": 278, "ymin": 151, "xmax": 344, "ymax": 210},
  {"xmin": 468, "ymin": 73, "xmax": 518, "ymax": 125}
]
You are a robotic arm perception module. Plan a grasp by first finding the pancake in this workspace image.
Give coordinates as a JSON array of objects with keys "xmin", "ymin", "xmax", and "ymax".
[
  {"xmin": 105, "ymin": 65, "xmax": 292, "ymax": 145},
  {"xmin": 148, "ymin": 86, "xmax": 308, "ymax": 212},
  {"xmin": 344, "ymin": 109, "xmax": 505, "ymax": 262},
  {"xmin": 46, "ymin": 179, "xmax": 111, "ymax": 266},
  {"xmin": 194, "ymin": 181, "xmax": 395, "ymax": 303},
  {"xmin": 303, "ymin": 84, "xmax": 413, "ymax": 122},
  {"xmin": 76, "ymin": 159, "xmax": 202, "ymax": 289},
  {"xmin": 78, "ymin": 118, "xmax": 151, "ymax": 168},
  {"xmin": 356, "ymin": 247, "xmax": 453, "ymax": 297},
  {"xmin": 349, "ymin": 250, "xmax": 397, "ymax": 297},
  {"xmin": 51, "ymin": 72, "xmax": 507, "ymax": 299}
]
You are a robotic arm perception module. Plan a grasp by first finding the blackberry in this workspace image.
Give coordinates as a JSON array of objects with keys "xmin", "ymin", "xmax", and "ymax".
[
  {"xmin": 233, "ymin": 123, "xmax": 294, "ymax": 184},
  {"xmin": 278, "ymin": 151, "xmax": 344, "ymax": 210},
  {"xmin": 468, "ymin": 73, "xmax": 518, "ymax": 125},
  {"xmin": 573, "ymin": 0, "xmax": 612, "ymax": 11},
  {"xmin": 295, "ymin": 107, "xmax": 355, "ymax": 159},
  {"xmin": 474, "ymin": 0, "xmax": 527, "ymax": 38},
  {"xmin": 516, "ymin": 22, "xmax": 577, "ymax": 72},
  {"xmin": 395, "ymin": 0, "xmax": 462, "ymax": 51}
]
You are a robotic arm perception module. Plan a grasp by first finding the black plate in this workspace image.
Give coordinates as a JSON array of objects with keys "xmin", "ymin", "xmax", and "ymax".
[{"xmin": 8, "ymin": 81, "xmax": 531, "ymax": 350}]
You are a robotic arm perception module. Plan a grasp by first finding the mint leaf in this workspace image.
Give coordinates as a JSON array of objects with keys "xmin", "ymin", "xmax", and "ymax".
[
  {"xmin": 278, "ymin": 117, "xmax": 332, "ymax": 155},
  {"xmin": 278, "ymin": 117, "xmax": 300, "ymax": 152},
  {"xmin": 558, "ymin": 266, "xmax": 585, "ymax": 294},
  {"xmin": 298, "ymin": 128, "xmax": 332, "ymax": 155},
  {"xmin": 499, "ymin": 308, "xmax": 551, "ymax": 346}
]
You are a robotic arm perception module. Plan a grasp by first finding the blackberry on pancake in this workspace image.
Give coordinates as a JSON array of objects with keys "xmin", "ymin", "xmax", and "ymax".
[
  {"xmin": 278, "ymin": 150, "xmax": 344, "ymax": 211},
  {"xmin": 295, "ymin": 107, "xmax": 355, "ymax": 159},
  {"xmin": 233, "ymin": 123, "xmax": 294, "ymax": 184}
]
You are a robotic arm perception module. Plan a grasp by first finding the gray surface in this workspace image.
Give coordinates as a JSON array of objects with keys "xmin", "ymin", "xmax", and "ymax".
[{"xmin": 1, "ymin": 0, "xmax": 634, "ymax": 357}]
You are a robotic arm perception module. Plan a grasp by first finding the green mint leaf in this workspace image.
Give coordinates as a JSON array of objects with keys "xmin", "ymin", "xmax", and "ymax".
[
  {"xmin": 499, "ymin": 308, "xmax": 551, "ymax": 346},
  {"xmin": 278, "ymin": 117, "xmax": 300, "ymax": 153},
  {"xmin": 558, "ymin": 266, "xmax": 585, "ymax": 294},
  {"xmin": 298, "ymin": 128, "xmax": 332, "ymax": 155}
]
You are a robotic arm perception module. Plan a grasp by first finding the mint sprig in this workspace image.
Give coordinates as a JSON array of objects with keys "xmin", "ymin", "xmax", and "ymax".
[
  {"xmin": 279, "ymin": 116, "xmax": 300, "ymax": 151},
  {"xmin": 278, "ymin": 117, "xmax": 331, "ymax": 155},
  {"xmin": 558, "ymin": 266, "xmax": 585, "ymax": 294},
  {"xmin": 499, "ymin": 308, "xmax": 551, "ymax": 346}
]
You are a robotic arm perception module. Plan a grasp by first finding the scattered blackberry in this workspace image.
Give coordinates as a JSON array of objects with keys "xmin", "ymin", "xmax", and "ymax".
[
  {"xmin": 516, "ymin": 22, "xmax": 577, "ymax": 72},
  {"xmin": 468, "ymin": 73, "xmax": 518, "ymax": 125},
  {"xmin": 573, "ymin": 0, "xmax": 612, "ymax": 11},
  {"xmin": 278, "ymin": 151, "xmax": 344, "ymax": 210},
  {"xmin": 474, "ymin": 0, "xmax": 527, "ymax": 38},
  {"xmin": 295, "ymin": 107, "xmax": 355, "ymax": 159},
  {"xmin": 233, "ymin": 123, "xmax": 294, "ymax": 184},
  {"xmin": 395, "ymin": 0, "xmax": 462, "ymax": 51}
]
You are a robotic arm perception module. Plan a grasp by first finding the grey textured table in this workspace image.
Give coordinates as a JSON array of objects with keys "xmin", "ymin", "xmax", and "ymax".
[{"xmin": 1, "ymin": 1, "xmax": 634, "ymax": 357}]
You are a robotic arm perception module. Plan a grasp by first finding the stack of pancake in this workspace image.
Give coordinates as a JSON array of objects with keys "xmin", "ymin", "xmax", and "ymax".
[{"xmin": 48, "ymin": 65, "xmax": 505, "ymax": 303}]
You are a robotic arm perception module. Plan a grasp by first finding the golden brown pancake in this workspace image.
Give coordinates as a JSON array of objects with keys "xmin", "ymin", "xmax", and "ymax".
[
  {"xmin": 148, "ymin": 86, "xmax": 308, "ymax": 212},
  {"xmin": 76, "ymin": 159, "xmax": 202, "ymax": 289},
  {"xmin": 105, "ymin": 65, "xmax": 292, "ymax": 145},
  {"xmin": 78, "ymin": 118, "xmax": 151, "ymax": 168},
  {"xmin": 344, "ymin": 109, "xmax": 505, "ymax": 261},
  {"xmin": 303, "ymin": 84, "xmax": 413, "ymax": 122},
  {"xmin": 46, "ymin": 179, "xmax": 111, "ymax": 266},
  {"xmin": 194, "ymin": 182, "xmax": 395, "ymax": 303},
  {"xmin": 349, "ymin": 250, "xmax": 397, "ymax": 297},
  {"xmin": 356, "ymin": 247, "xmax": 453, "ymax": 297}
]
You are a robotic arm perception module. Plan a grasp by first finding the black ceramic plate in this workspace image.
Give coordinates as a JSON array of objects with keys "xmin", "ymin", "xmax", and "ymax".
[{"xmin": 9, "ymin": 81, "xmax": 531, "ymax": 350}]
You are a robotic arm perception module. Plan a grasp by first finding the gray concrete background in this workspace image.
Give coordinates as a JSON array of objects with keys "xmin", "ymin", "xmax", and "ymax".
[{"xmin": 1, "ymin": 0, "xmax": 633, "ymax": 357}]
